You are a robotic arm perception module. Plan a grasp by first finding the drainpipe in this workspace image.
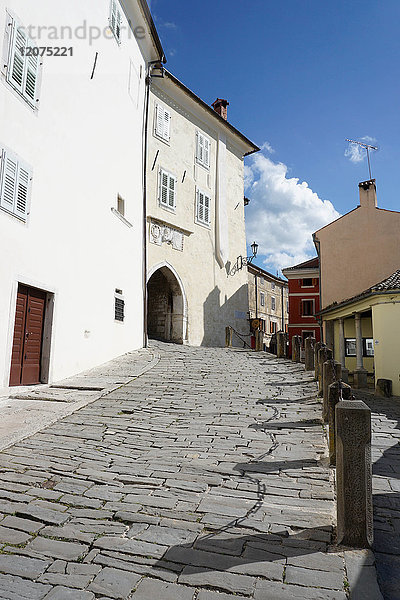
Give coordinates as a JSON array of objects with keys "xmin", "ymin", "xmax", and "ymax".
[
  {"xmin": 281, "ymin": 285, "xmax": 284, "ymax": 331},
  {"xmin": 142, "ymin": 61, "xmax": 164, "ymax": 348},
  {"xmin": 313, "ymin": 233, "xmax": 323, "ymax": 343},
  {"xmin": 255, "ymin": 275, "xmax": 258, "ymax": 319}
]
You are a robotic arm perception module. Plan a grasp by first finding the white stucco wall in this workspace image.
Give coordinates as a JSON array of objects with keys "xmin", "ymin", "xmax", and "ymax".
[
  {"xmin": 0, "ymin": 0, "xmax": 151, "ymax": 391},
  {"xmin": 146, "ymin": 77, "xmax": 254, "ymax": 347}
]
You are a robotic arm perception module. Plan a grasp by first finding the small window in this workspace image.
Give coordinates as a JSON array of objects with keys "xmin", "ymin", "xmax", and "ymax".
[
  {"xmin": 196, "ymin": 132, "xmax": 210, "ymax": 168},
  {"xmin": 301, "ymin": 299, "xmax": 314, "ymax": 316},
  {"xmin": 364, "ymin": 338, "xmax": 374, "ymax": 356},
  {"xmin": 159, "ymin": 169, "xmax": 177, "ymax": 211},
  {"xmin": 0, "ymin": 148, "xmax": 32, "ymax": 221},
  {"xmin": 109, "ymin": 0, "xmax": 122, "ymax": 43},
  {"xmin": 345, "ymin": 339, "xmax": 356, "ymax": 357},
  {"xmin": 117, "ymin": 194, "xmax": 125, "ymax": 217},
  {"xmin": 302, "ymin": 278, "xmax": 313, "ymax": 287},
  {"xmin": 270, "ymin": 321, "xmax": 277, "ymax": 334},
  {"xmin": 260, "ymin": 319, "xmax": 266, "ymax": 332},
  {"xmin": 155, "ymin": 104, "xmax": 171, "ymax": 142},
  {"xmin": 271, "ymin": 297, "xmax": 276, "ymax": 311},
  {"xmin": 260, "ymin": 292, "xmax": 265, "ymax": 307},
  {"xmin": 196, "ymin": 188, "xmax": 211, "ymax": 226},
  {"xmin": 5, "ymin": 14, "xmax": 41, "ymax": 108},
  {"xmin": 115, "ymin": 289, "xmax": 125, "ymax": 322},
  {"xmin": 271, "ymin": 282, "xmax": 275, "ymax": 290}
]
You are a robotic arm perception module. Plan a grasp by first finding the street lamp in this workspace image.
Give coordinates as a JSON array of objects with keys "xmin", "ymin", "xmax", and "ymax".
[{"xmin": 229, "ymin": 241, "xmax": 259, "ymax": 276}]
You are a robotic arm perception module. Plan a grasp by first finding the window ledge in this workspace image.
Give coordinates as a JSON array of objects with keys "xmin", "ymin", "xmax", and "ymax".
[
  {"xmin": 111, "ymin": 207, "xmax": 133, "ymax": 228},
  {"xmin": 195, "ymin": 219, "xmax": 211, "ymax": 230}
]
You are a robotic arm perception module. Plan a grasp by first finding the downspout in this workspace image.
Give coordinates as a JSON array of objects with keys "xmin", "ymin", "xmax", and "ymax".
[
  {"xmin": 312, "ymin": 233, "xmax": 323, "ymax": 343},
  {"xmin": 142, "ymin": 61, "xmax": 164, "ymax": 348},
  {"xmin": 281, "ymin": 284, "xmax": 284, "ymax": 331},
  {"xmin": 255, "ymin": 275, "xmax": 258, "ymax": 319}
]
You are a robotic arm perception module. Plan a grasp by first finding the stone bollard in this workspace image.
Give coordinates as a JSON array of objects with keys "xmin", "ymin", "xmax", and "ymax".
[
  {"xmin": 323, "ymin": 360, "xmax": 342, "ymax": 423},
  {"xmin": 336, "ymin": 399, "xmax": 373, "ymax": 548},
  {"xmin": 304, "ymin": 337, "xmax": 316, "ymax": 371},
  {"xmin": 292, "ymin": 335, "xmax": 301, "ymax": 363},
  {"xmin": 225, "ymin": 326, "xmax": 233, "ymax": 348},
  {"xmin": 318, "ymin": 347, "xmax": 333, "ymax": 396},
  {"xmin": 276, "ymin": 332, "xmax": 286, "ymax": 358},
  {"xmin": 255, "ymin": 329, "xmax": 263, "ymax": 352},
  {"xmin": 328, "ymin": 381, "xmax": 351, "ymax": 466},
  {"xmin": 314, "ymin": 342, "xmax": 326, "ymax": 382}
]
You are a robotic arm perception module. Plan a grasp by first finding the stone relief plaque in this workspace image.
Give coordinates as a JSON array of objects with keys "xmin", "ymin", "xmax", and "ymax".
[{"xmin": 150, "ymin": 221, "xmax": 184, "ymax": 251}]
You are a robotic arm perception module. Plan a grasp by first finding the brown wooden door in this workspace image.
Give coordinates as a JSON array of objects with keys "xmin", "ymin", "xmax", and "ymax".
[{"xmin": 9, "ymin": 285, "xmax": 46, "ymax": 386}]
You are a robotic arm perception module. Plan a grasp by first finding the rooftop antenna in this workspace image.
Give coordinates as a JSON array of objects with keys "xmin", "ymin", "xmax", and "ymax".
[{"xmin": 346, "ymin": 139, "xmax": 378, "ymax": 180}]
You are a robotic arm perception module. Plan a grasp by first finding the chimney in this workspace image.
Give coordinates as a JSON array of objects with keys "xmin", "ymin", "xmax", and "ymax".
[
  {"xmin": 212, "ymin": 98, "xmax": 229, "ymax": 121},
  {"xmin": 358, "ymin": 179, "xmax": 377, "ymax": 208}
]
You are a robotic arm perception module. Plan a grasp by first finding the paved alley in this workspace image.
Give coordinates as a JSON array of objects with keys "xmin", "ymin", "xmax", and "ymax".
[{"xmin": 0, "ymin": 343, "xmax": 359, "ymax": 599}]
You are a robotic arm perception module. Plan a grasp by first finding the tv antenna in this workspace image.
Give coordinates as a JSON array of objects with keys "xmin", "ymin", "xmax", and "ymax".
[{"xmin": 346, "ymin": 139, "xmax": 378, "ymax": 179}]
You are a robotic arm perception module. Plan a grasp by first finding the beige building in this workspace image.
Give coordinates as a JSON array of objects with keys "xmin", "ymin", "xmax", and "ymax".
[
  {"xmin": 247, "ymin": 264, "xmax": 289, "ymax": 347},
  {"xmin": 313, "ymin": 179, "xmax": 400, "ymax": 393},
  {"xmin": 313, "ymin": 179, "xmax": 400, "ymax": 309},
  {"xmin": 146, "ymin": 70, "xmax": 259, "ymax": 346}
]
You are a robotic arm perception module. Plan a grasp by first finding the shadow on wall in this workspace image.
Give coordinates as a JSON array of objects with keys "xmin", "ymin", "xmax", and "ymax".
[{"xmin": 202, "ymin": 283, "xmax": 249, "ymax": 348}]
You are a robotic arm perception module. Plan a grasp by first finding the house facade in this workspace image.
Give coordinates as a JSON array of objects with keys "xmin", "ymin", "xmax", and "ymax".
[
  {"xmin": 0, "ymin": 0, "xmax": 164, "ymax": 392},
  {"xmin": 146, "ymin": 71, "xmax": 259, "ymax": 346},
  {"xmin": 247, "ymin": 263, "xmax": 288, "ymax": 348},
  {"xmin": 319, "ymin": 271, "xmax": 400, "ymax": 395},
  {"xmin": 282, "ymin": 257, "xmax": 321, "ymax": 353}
]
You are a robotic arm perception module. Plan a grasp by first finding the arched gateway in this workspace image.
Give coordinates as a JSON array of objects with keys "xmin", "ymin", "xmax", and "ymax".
[{"xmin": 147, "ymin": 263, "xmax": 187, "ymax": 344}]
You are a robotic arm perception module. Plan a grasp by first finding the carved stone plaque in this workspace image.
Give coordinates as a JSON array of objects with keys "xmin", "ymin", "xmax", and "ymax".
[{"xmin": 150, "ymin": 221, "xmax": 184, "ymax": 251}]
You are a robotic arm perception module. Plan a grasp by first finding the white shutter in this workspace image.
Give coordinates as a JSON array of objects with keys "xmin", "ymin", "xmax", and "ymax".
[
  {"xmin": 197, "ymin": 190, "xmax": 204, "ymax": 222},
  {"xmin": 204, "ymin": 138, "xmax": 210, "ymax": 167},
  {"xmin": 0, "ymin": 151, "xmax": 17, "ymax": 212},
  {"xmin": 15, "ymin": 162, "xmax": 30, "ymax": 219},
  {"xmin": 155, "ymin": 105, "xmax": 164, "ymax": 138},
  {"xmin": 110, "ymin": 0, "xmax": 122, "ymax": 42},
  {"xmin": 24, "ymin": 47, "xmax": 39, "ymax": 103},
  {"xmin": 168, "ymin": 175, "xmax": 176, "ymax": 208},
  {"xmin": 163, "ymin": 110, "xmax": 171, "ymax": 141},
  {"xmin": 160, "ymin": 170, "xmax": 169, "ymax": 206},
  {"xmin": 197, "ymin": 134, "xmax": 204, "ymax": 164},
  {"xmin": 8, "ymin": 22, "xmax": 27, "ymax": 94},
  {"xmin": 204, "ymin": 194, "xmax": 211, "ymax": 224}
]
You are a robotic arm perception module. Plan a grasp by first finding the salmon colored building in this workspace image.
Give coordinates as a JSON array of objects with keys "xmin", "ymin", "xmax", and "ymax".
[{"xmin": 282, "ymin": 257, "xmax": 321, "ymax": 354}]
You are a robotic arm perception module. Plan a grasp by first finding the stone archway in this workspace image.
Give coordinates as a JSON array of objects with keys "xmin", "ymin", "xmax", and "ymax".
[{"xmin": 147, "ymin": 264, "xmax": 187, "ymax": 344}]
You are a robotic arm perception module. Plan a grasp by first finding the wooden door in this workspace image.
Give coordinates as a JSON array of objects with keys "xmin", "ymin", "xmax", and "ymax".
[{"xmin": 9, "ymin": 285, "xmax": 46, "ymax": 386}]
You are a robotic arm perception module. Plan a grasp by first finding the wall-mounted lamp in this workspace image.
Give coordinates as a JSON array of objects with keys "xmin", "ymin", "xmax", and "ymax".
[{"xmin": 229, "ymin": 241, "xmax": 258, "ymax": 276}]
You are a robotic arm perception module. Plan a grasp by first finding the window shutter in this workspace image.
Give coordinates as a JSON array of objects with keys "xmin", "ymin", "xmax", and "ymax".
[
  {"xmin": 204, "ymin": 138, "xmax": 210, "ymax": 167},
  {"xmin": 168, "ymin": 175, "xmax": 176, "ymax": 208},
  {"xmin": 204, "ymin": 193, "xmax": 210, "ymax": 223},
  {"xmin": 24, "ymin": 49, "xmax": 39, "ymax": 102},
  {"xmin": 0, "ymin": 151, "xmax": 17, "ymax": 212},
  {"xmin": 198, "ymin": 190, "xmax": 204, "ymax": 222},
  {"xmin": 155, "ymin": 105, "xmax": 164, "ymax": 138},
  {"xmin": 197, "ymin": 134, "xmax": 204, "ymax": 164},
  {"xmin": 15, "ymin": 162, "xmax": 30, "ymax": 218},
  {"xmin": 160, "ymin": 170, "xmax": 168, "ymax": 206},
  {"xmin": 163, "ymin": 110, "xmax": 171, "ymax": 141},
  {"xmin": 8, "ymin": 23, "xmax": 27, "ymax": 94},
  {"xmin": 110, "ymin": 0, "xmax": 121, "ymax": 42}
]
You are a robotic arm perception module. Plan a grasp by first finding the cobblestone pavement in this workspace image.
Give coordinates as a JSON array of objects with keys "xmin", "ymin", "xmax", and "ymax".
[
  {"xmin": 0, "ymin": 342, "xmax": 365, "ymax": 599},
  {"xmin": 356, "ymin": 392, "xmax": 400, "ymax": 600}
]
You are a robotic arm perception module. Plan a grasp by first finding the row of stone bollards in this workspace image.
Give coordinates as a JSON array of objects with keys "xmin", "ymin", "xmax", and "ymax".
[{"xmin": 278, "ymin": 334, "xmax": 373, "ymax": 549}]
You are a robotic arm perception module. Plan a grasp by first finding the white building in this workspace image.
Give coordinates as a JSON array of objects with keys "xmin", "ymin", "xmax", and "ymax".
[
  {"xmin": 146, "ymin": 70, "xmax": 259, "ymax": 346},
  {"xmin": 0, "ymin": 0, "xmax": 164, "ymax": 392}
]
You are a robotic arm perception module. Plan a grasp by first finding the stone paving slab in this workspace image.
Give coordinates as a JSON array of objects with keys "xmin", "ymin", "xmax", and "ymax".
[{"xmin": 0, "ymin": 342, "xmax": 385, "ymax": 598}]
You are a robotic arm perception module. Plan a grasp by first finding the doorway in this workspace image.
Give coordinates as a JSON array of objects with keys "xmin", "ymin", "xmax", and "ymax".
[
  {"xmin": 9, "ymin": 284, "xmax": 47, "ymax": 386},
  {"xmin": 147, "ymin": 266, "xmax": 186, "ymax": 344}
]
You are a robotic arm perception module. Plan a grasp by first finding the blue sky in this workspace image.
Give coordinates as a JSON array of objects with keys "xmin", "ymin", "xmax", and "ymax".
[{"xmin": 150, "ymin": 0, "xmax": 400, "ymax": 273}]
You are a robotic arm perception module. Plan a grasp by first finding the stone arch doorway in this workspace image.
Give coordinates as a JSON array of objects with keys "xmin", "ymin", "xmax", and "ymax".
[{"xmin": 147, "ymin": 263, "xmax": 187, "ymax": 344}]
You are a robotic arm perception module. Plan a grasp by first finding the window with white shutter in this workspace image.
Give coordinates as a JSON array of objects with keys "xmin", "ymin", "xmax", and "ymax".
[
  {"xmin": 0, "ymin": 148, "xmax": 32, "ymax": 221},
  {"xmin": 196, "ymin": 132, "xmax": 210, "ymax": 169},
  {"xmin": 196, "ymin": 188, "xmax": 211, "ymax": 227},
  {"xmin": 6, "ymin": 15, "xmax": 41, "ymax": 108},
  {"xmin": 109, "ymin": 0, "xmax": 122, "ymax": 43},
  {"xmin": 159, "ymin": 169, "xmax": 177, "ymax": 211},
  {"xmin": 154, "ymin": 104, "xmax": 171, "ymax": 142}
]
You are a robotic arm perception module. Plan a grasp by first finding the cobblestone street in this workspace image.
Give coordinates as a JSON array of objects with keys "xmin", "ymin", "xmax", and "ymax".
[{"xmin": 0, "ymin": 343, "xmax": 374, "ymax": 599}]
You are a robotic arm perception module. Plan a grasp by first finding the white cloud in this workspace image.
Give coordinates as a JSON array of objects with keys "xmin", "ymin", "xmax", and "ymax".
[
  {"xmin": 345, "ymin": 136, "xmax": 377, "ymax": 163},
  {"xmin": 245, "ymin": 152, "xmax": 340, "ymax": 273}
]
